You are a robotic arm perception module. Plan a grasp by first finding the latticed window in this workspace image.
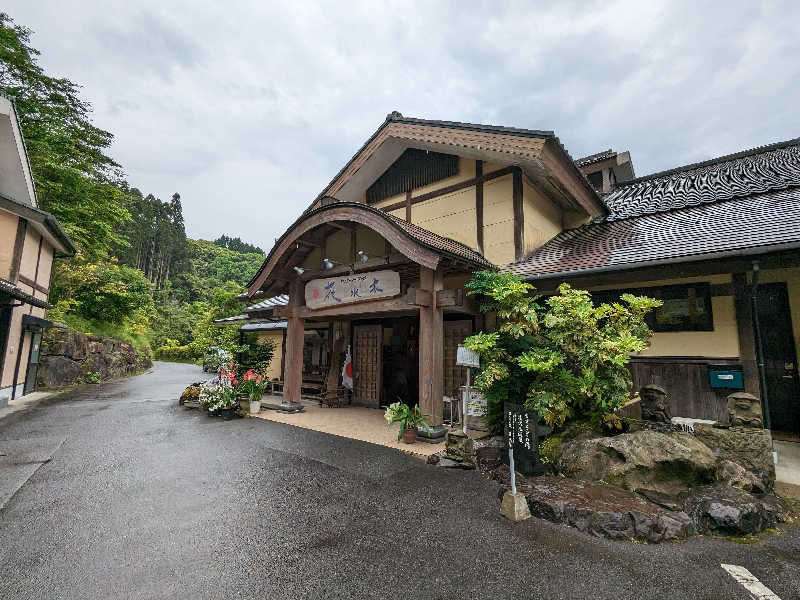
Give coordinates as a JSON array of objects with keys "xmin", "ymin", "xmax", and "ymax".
[{"xmin": 366, "ymin": 149, "xmax": 459, "ymax": 203}]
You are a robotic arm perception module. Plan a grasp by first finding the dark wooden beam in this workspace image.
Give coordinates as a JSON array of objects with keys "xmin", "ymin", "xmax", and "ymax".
[
  {"xmin": 407, "ymin": 287, "xmax": 432, "ymax": 307},
  {"xmin": 475, "ymin": 160, "xmax": 484, "ymax": 254},
  {"xmin": 275, "ymin": 292, "xmax": 417, "ymax": 320},
  {"xmin": 405, "ymin": 189, "xmax": 412, "ymax": 222},
  {"xmin": 10, "ymin": 217, "xmax": 27, "ymax": 283},
  {"xmin": 435, "ymin": 288, "xmax": 463, "ymax": 308},
  {"xmin": 513, "ymin": 168, "xmax": 524, "ymax": 262},
  {"xmin": 733, "ymin": 272, "xmax": 761, "ymax": 398},
  {"xmin": 17, "ymin": 274, "xmax": 48, "ymax": 295},
  {"xmin": 379, "ymin": 165, "xmax": 516, "ymax": 213}
]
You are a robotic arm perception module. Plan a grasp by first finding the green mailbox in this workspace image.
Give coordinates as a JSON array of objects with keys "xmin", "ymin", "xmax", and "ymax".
[{"xmin": 709, "ymin": 368, "xmax": 744, "ymax": 390}]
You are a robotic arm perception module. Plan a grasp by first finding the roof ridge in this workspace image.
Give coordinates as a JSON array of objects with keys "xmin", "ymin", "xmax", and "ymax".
[
  {"xmin": 386, "ymin": 113, "xmax": 555, "ymax": 139},
  {"xmin": 614, "ymin": 136, "xmax": 800, "ymax": 188},
  {"xmin": 575, "ymin": 149, "xmax": 614, "ymax": 166}
]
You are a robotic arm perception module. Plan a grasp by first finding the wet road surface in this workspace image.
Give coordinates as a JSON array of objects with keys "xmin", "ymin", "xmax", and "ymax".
[{"xmin": 0, "ymin": 361, "xmax": 798, "ymax": 599}]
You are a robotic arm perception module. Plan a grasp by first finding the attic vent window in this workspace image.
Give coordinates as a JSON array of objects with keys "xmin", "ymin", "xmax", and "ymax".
[{"xmin": 366, "ymin": 148, "xmax": 459, "ymax": 204}]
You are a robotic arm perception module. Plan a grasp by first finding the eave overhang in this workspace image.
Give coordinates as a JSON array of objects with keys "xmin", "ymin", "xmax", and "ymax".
[
  {"xmin": 308, "ymin": 113, "xmax": 607, "ymax": 219},
  {"xmin": 247, "ymin": 201, "xmax": 493, "ymax": 299}
]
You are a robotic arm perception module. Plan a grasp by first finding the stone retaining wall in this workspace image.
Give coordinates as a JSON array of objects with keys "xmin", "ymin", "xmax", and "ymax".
[{"xmin": 37, "ymin": 327, "xmax": 152, "ymax": 388}]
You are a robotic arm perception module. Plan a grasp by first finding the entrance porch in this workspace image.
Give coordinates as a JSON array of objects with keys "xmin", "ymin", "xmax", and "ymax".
[{"xmin": 244, "ymin": 202, "xmax": 493, "ymax": 435}]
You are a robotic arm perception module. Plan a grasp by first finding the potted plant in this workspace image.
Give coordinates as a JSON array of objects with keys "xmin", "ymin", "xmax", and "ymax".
[
  {"xmin": 238, "ymin": 369, "xmax": 268, "ymax": 414},
  {"xmin": 214, "ymin": 384, "xmax": 240, "ymax": 420},
  {"xmin": 383, "ymin": 402, "xmax": 431, "ymax": 444},
  {"xmin": 199, "ymin": 368, "xmax": 240, "ymax": 421}
]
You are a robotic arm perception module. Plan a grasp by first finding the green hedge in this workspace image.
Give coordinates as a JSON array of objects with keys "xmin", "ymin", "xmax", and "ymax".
[{"xmin": 154, "ymin": 344, "xmax": 197, "ymax": 362}]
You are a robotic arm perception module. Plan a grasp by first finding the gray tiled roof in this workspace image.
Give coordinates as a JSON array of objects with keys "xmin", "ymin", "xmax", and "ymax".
[
  {"xmin": 240, "ymin": 321, "xmax": 287, "ymax": 331},
  {"xmin": 386, "ymin": 210, "xmax": 494, "ymax": 268},
  {"xmin": 0, "ymin": 278, "xmax": 49, "ymax": 308},
  {"xmin": 244, "ymin": 294, "xmax": 289, "ymax": 313},
  {"xmin": 508, "ymin": 187, "xmax": 800, "ymax": 279},
  {"xmin": 575, "ymin": 149, "xmax": 614, "ymax": 167},
  {"xmin": 602, "ymin": 138, "xmax": 800, "ymax": 222}
]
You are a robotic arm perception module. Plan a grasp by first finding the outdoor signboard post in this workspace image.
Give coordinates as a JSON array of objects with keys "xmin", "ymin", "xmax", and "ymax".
[
  {"xmin": 504, "ymin": 403, "xmax": 541, "ymax": 476},
  {"xmin": 456, "ymin": 344, "xmax": 480, "ymax": 434}
]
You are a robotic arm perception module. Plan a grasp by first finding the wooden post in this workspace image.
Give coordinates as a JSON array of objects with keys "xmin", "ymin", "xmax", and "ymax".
[
  {"xmin": 283, "ymin": 278, "xmax": 306, "ymax": 406},
  {"xmin": 419, "ymin": 267, "xmax": 444, "ymax": 426},
  {"xmin": 733, "ymin": 272, "xmax": 761, "ymax": 398},
  {"xmin": 512, "ymin": 168, "xmax": 524, "ymax": 262}
]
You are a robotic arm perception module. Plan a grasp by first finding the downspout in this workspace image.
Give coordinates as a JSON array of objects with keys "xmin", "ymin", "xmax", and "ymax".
[{"xmin": 749, "ymin": 260, "xmax": 771, "ymax": 431}]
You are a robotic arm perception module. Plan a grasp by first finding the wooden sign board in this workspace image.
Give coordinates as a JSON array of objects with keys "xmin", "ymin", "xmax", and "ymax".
[
  {"xmin": 305, "ymin": 270, "xmax": 401, "ymax": 310},
  {"xmin": 456, "ymin": 344, "xmax": 480, "ymax": 368}
]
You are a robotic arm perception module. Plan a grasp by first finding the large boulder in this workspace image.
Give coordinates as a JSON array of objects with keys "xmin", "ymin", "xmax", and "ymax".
[
  {"xmin": 556, "ymin": 430, "xmax": 716, "ymax": 495},
  {"xmin": 693, "ymin": 424, "xmax": 775, "ymax": 492},
  {"xmin": 523, "ymin": 476, "xmax": 695, "ymax": 543},
  {"xmin": 681, "ymin": 483, "xmax": 787, "ymax": 535}
]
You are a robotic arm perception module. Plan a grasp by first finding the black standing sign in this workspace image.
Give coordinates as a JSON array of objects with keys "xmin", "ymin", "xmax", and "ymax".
[{"xmin": 504, "ymin": 402, "xmax": 543, "ymax": 475}]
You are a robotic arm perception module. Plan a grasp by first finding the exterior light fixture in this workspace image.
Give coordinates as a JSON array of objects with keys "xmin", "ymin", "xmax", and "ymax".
[
  {"xmin": 323, "ymin": 258, "xmax": 334, "ymax": 270},
  {"xmin": 358, "ymin": 250, "xmax": 369, "ymax": 263},
  {"xmin": 293, "ymin": 266, "xmax": 305, "ymax": 275}
]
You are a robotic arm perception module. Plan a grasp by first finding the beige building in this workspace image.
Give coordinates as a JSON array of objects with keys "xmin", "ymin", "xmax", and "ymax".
[
  {"xmin": 237, "ymin": 113, "xmax": 800, "ymax": 437},
  {"xmin": 0, "ymin": 95, "xmax": 76, "ymax": 407}
]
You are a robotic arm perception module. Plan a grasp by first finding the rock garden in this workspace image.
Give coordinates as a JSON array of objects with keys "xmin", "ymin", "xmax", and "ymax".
[{"xmin": 434, "ymin": 272, "xmax": 795, "ymax": 544}]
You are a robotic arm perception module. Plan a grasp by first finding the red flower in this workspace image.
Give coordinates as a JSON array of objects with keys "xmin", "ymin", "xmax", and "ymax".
[{"xmin": 232, "ymin": 379, "xmax": 238, "ymax": 386}]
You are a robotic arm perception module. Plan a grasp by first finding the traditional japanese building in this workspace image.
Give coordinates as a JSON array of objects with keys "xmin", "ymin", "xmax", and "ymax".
[
  {"xmin": 242, "ymin": 112, "xmax": 800, "ymax": 437},
  {"xmin": 0, "ymin": 95, "xmax": 76, "ymax": 407}
]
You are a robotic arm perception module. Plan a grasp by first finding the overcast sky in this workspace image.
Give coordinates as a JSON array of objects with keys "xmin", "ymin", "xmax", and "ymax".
[{"xmin": 6, "ymin": 1, "xmax": 800, "ymax": 248}]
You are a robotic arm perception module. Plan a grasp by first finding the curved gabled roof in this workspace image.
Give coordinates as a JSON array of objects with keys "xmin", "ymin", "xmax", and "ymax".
[{"xmin": 247, "ymin": 201, "xmax": 493, "ymax": 298}]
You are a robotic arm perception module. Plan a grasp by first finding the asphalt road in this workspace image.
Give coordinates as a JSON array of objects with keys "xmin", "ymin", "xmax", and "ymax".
[{"xmin": 0, "ymin": 361, "xmax": 798, "ymax": 600}]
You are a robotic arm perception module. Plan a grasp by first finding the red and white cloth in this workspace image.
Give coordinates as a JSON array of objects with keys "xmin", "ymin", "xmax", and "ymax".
[{"xmin": 342, "ymin": 346, "xmax": 353, "ymax": 390}]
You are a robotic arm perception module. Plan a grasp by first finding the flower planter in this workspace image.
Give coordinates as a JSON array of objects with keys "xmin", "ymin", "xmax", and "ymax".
[
  {"xmin": 221, "ymin": 407, "xmax": 236, "ymax": 421},
  {"xmin": 402, "ymin": 427, "xmax": 417, "ymax": 444},
  {"xmin": 238, "ymin": 396, "xmax": 249, "ymax": 412},
  {"xmin": 249, "ymin": 399, "xmax": 261, "ymax": 414}
]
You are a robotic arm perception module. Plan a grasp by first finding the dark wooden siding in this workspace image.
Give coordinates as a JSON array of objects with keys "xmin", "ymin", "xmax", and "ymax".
[
  {"xmin": 366, "ymin": 149, "xmax": 458, "ymax": 204},
  {"xmin": 626, "ymin": 356, "xmax": 741, "ymax": 422}
]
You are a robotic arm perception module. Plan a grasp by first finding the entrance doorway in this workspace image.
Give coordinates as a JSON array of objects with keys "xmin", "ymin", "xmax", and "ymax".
[
  {"xmin": 757, "ymin": 282, "xmax": 800, "ymax": 434},
  {"xmin": 24, "ymin": 330, "xmax": 42, "ymax": 395},
  {"xmin": 382, "ymin": 317, "xmax": 419, "ymax": 407},
  {"xmin": 352, "ymin": 324, "xmax": 382, "ymax": 408}
]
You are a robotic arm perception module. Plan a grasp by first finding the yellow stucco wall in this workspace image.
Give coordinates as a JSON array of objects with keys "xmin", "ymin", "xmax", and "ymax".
[
  {"xmin": 522, "ymin": 179, "xmax": 562, "ymax": 256},
  {"xmin": 555, "ymin": 274, "xmax": 741, "ymax": 358},
  {"xmin": 411, "ymin": 186, "xmax": 478, "ymax": 250},
  {"xmin": 255, "ymin": 329, "xmax": 284, "ymax": 381},
  {"xmin": 2, "ymin": 308, "xmax": 23, "ymax": 387},
  {"xmin": 0, "ymin": 210, "xmax": 18, "ymax": 279},
  {"xmin": 19, "ymin": 228, "xmax": 40, "ymax": 280},
  {"xmin": 483, "ymin": 174, "xmax": 515, "ymax": 265},
  {"xmin": 37, "ymin": 244, "xmax": 53, "ymax": 287}
]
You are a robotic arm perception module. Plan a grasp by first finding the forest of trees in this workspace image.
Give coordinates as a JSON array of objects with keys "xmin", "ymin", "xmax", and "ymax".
[
  {"xmin": 0, "ymin": 13, "xmax": 264, "ymax": 357},
  {"xmin": 213, "ymin": 235, "xmax": 264, "ymax": 255}
]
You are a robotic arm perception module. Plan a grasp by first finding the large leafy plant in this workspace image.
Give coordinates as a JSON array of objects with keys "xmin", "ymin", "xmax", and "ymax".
[
  {"xmin": 463, "ymin": 271, "xmax": 661, "ymax": 431},
  {"xmin": 383, "ymin": 402, "xmax": 431, "ymax": 441}
]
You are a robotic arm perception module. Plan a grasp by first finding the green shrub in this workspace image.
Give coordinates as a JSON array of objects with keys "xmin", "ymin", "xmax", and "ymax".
[
  {"xmin": 464, "ymin": 271, "xmax": 661, "ymax": 431},
  {"xmin": 237, "ymin": 339, "xmax": 276, "ymax": 375},
  {"xmin": 154, "ymin": 343, "xmax": 196, "ymax": 362}
]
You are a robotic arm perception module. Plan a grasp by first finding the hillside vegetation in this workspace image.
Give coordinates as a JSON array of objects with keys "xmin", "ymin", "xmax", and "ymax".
[{"xmin": 0, "ymin": 13, "xmax": 262, "ymax": 357}]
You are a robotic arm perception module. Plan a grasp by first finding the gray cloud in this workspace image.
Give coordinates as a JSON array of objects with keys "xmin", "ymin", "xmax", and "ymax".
[{"xmin": 6, "ymin": 0, "xmax": 800, "ymax": 249}]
